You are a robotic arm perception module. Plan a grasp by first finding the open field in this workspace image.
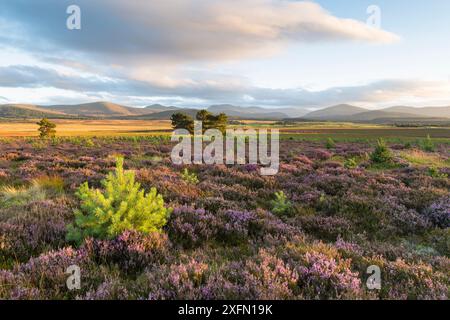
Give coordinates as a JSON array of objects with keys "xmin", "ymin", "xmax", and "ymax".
[
  {"xmin": 0, "ymin": 119, "xmax": 173, "ymax": 137},
  {"xmin": 1, "ymin": 120, "xmax": 449, "ymax": 144}
]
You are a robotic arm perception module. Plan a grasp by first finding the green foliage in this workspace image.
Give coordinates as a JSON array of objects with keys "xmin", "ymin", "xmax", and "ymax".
[
  {"xmin": 427, "ymin": 166, "xmax": 448, "ymax": 179},
  {"xmin": 171, "ymin": 110, "xmax": 228, "ymax": 135},
  {"xmin": 84, "ymin": 138, "xmax": 95, "ymax": 148},
  {"xmin": 271, "ymin": 191, "xmax": 293, "ymax": 216},
  {"xmin": 196, "ymin": 110, "xmax": 228, "ymax": 134},
  {"xmin": 181, "ymin": 168, "xmax": 199, "ymax": 184},
  {"xmin": 344, "ymin": 157, "xmax": 358, "ymax": 169},
  {"xmin": 421, "ymin": 134, "xmax": 435, "ymax": 152},
  {"xmin": 37, "ymin": 118, "xmax": 56, "ymax": 139},
  {"xmin": 403, "ymin": 141, "xmax": 413, "ymax": 149},
  {"xmin": 326, "ymin": 138, "xmax": 335, "ymax": 149},
  {"xmin": 66, "ymin": 157, "xmax": 171, "ymax": 244},
  {"xmin": 370, "ymin": 138, "xmax": 393, "ymax": 164},
  {"xmin": 171, "ymin": 112, "xmax": 194, "ymax": 134}
]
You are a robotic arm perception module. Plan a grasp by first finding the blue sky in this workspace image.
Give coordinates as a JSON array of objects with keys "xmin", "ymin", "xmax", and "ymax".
[{"xmin": 0, "ymin": 0, "xmax": 449, "ymax": 109}]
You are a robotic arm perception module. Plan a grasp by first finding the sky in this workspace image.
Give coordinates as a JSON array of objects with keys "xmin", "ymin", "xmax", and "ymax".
[{"xmin": 0, "ymin": 0, "xmax": 449, "ymax": 110}]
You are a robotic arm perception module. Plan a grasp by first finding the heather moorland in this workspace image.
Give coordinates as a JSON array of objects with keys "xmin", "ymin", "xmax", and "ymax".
[{"xmin": 0, "ymin": 130, "xmax": 448, "ymax": 300}]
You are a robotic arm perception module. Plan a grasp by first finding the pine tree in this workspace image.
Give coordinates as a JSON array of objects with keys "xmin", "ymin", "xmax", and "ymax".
[
  {"xmin": 171, "ymin": 112, "xmax": 194, "ymax": 134},
  {"xmin": 66, "ymin": 157, "xmax": 171, "ymax": 244},
  {"xmin": 370, "ymin": 138, "xmax": 393, "ymax": 164},
  {"xmin": 37, "ymin": 118, "xmax": 56, "ymax": 139}
]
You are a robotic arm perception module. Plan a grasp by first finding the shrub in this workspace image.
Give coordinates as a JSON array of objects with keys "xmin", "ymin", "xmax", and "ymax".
[
  {"xmin": 271, "ymin": 191, "xmax": 293, "ymax": 216},
  {"xmin": 83, "ymin": 230, "xmax": 169, "ymax": 273},
  {"xmin": 421, "ymin": 134, "xmax": 435, "ymax": 152},
  {"xmin": 370, "ymin": 139, "xmax": 393, "ymax": 164},
  {"xmin": 424, "ymin": 197, "xmax": 450, "ymax": 228},
  {"xmin": 427, "ymin": 166, "xmax": 447, "ymax": 179},
  {"xmin": 167, "ymin": 206, "xmax": 216, "ymax": 248},
  {"xmin": 344, "ymin": 157, "xmax": 358, "ymax": 169},
  {"xmin": 37, "ymin": 118, "xmax": 56, "ymax": 139},
  {"xmin": 181, "ymin": 168, "xmax": 199, "ymax": 184},
  {"xmin": 66, "ymin": 157, "xmax": 171, "ymax": 244},
  {"xmin": 326, "ymin": 138, "xmax": 335, "ymax": 149}
]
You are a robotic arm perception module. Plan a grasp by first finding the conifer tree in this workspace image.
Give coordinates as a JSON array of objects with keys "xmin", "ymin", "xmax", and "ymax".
[{"xmin": 67, "ymin": 157, "xmax": 171, "ymax": 244}]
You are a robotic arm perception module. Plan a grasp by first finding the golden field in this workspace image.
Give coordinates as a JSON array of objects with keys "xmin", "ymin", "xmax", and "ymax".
[
  {"xmin": 0, "ymin": 119, "xmax": 449, "ymax": 144},
  {"xmin": 0, "ymin": 119, "xmax": 173, "ymax": 137}
]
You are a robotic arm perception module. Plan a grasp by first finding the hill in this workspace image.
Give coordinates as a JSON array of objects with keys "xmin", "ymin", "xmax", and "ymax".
[
  {"xmin": 303, "ymin": 104, "xmax": 368, "ymax": 120},
  {"xmin": 144, "ymin": 104, "xmax": 180, "ymax": 113},
  {"xmin": 42, "ymin": 102, "xmax": 152, "ymax": 117},
  {"xmin": 129, "ymin": 108, "xmax": 200, "ymax": 120},
  {"xmin": 382, "ymin": 106, "xmax": 450, "ymax": 118},
  {"xmin": 0, "ymin": 104, "xmax": 74, "ymax": 119},
  {"xmin": 208, "ymin": 104, "xmax": 289, "ymax": 119},
  {"xmin": 301, "ymin": 104, "xmax": 450, "ymax": 123}
]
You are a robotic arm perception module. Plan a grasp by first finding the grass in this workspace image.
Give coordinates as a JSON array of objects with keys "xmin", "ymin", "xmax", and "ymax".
[
  {"xmin": 400, "ymin": 149, "xmax": 449, "ymax": 168},
  {"xmin": 0, "ymin": 176, "xmax": 64, "ymax": 207},
  {"xmin": 0, "ymin": 184, "xmax": 46, "ymax": 207}
]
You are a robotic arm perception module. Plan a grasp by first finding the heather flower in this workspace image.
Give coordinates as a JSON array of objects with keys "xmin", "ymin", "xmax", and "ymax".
[
  {"xmin": 296, "ymin": 251, "xmax": 362, "ymax": 299},
  {"xmin": 423, "ymin": 197, "xmax": 450, "ymax": 228},
  {"xmin": 226, "ymin": 250, "xmax": 300, "ymax": 300},
  {"xmin": 217, "ymin": 210, "xmax": 256, "ymax": 244},
  {"xmin": 83, "ymin": 230, "xmax": 169, "ymax": 273},
  {"xmin": 167, "ymin": 206, "xmax": 217, "ymax": 248},
  {"xmin": 82, "ymin": 278, "xmax": 129, "ymax": 300},
  {"xmin": 145, "ymin": 258, "xmax": 210, "ymax": 300}
]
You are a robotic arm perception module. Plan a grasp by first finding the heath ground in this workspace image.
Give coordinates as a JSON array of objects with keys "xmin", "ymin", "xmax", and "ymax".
[{"xmin": 0, "ymin": 120, "xmax": 448, "ymax": 299}]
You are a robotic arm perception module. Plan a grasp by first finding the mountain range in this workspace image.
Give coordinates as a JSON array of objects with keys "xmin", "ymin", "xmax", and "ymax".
[{"xmin": 0, "ymin": 101, "xmax": 449, "ymax": 123}]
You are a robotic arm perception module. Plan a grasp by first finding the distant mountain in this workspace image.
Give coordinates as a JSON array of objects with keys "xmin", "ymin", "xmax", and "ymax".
[
  {"xmin": 348, "ymin": 110, "xmax": 424, "ymax": 121},
  {"xmin": 208, "ymin": 104, "xmax": 291, "ymax": 119},
  {"xmin": 302, "ymin": 104, "xmax": 450, "ymax": 123},
  {"xmin": 144, "ymin": 104, "xmax": 179, "ymax": 113},
  {"xmin": 303, "ymin": 104, "xmax": 368, "ymax": 120},
  {"xmin": 382, "ymin": 106, "xmax": 450, "ymax": 118},
  {"xmin": 2, "ymin": 101, "xmax": 449, "ymax": 123},
  {"xmin": 132, "ymin": 108, "xmax": 200, "ymax": 120},
  {"xmin": 0, "ymin": 104, "xmax": 73, "ymax": 119},
  {"xmin": 41, "ymin": 101, "xmax": 152, "ymax": 117}
]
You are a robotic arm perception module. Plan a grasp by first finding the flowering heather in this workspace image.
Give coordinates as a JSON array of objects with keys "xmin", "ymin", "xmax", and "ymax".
[
  {"xmin": 0, "ymin": 138, "xmax": 448, "ymax": 300},
  {"xmin": 424, "ymin": 197, "xmax": 450, "ymax": 228}
]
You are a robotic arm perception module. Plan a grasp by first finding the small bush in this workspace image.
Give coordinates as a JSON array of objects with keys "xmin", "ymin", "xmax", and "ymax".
[
  {"xmin": 325, "ymin": 138, "xmax": 335, "ymax": 149},
  {"xmin": 344, "ymin": 157, "xmax": 358, "ymax": 169},
  {"xmin": 271, "ymin": 191, "xmax": 293, "ymax": 216},
  {"xmin": 66, "ymin": 157, "xmax": 171, "ymax": 245},
  {"xmin": 370, "ymin": 139, "xmax": 393, "ymax": 164},
  {"xmin": 181, "ymin": 168, "xmax": 199, "ymax": 184},
  {"xmin": 428, "ymin": 166, "xmax": 448, "ymax": 179},
  {"xmin": 421, "ymin": 134, "xmax": 435, "ymax": 152}
]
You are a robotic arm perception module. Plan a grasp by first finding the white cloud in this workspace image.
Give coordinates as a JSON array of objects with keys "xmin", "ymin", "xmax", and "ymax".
[
  {"xmin": 1, "ymin": 64, "xmax": 449, "ymax": 108},
  {"xmin": 1, "ymin": 0, "xmax": 399, "ymax": 65}
]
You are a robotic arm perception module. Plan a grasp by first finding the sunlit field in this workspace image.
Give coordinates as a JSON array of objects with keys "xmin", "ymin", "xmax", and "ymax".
[
  {"xmin": 1, "ymin": 120, "xmax": 449, "ymax": 144},
  {"xmin": 0, "ymin": 120, "xmax": 173, "ymax": 137}
]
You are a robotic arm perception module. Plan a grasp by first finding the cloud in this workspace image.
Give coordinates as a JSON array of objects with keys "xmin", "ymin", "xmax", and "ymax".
[
  {"xmin": 1, "ymin": 64, "xmax": 448, "ymax": 108},
  {"xmin": 0, "ymin": 0, "xmax": 409, "ymax": 107},
  {"xmin": 0, "ymin": 0, "xmax": 399, "ymax": 66}
]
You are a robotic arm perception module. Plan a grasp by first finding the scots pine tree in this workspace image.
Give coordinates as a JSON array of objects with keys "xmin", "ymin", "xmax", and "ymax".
[
  {"xmin": 67, "ymin": 157, "xmax": 171, "ymax": 244},
  {"xmin": 37, "ymin": 118, "xmax": 56, "ymax": 139}
]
